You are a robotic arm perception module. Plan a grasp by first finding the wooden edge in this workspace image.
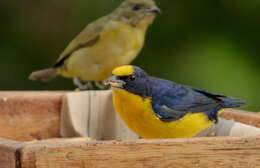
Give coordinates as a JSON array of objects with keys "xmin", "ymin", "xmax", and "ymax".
[
  {"xmin": 197, "ymin": 118, "xmax": 260, "ymax": 137},
  {"xmin": 20, "ymin": 137, "xmax": 260, "ymax": 168},
  {"xmin": 221, "ymin": 109, "xmax": 260, "ymax": 128},
  {"xmin": 0, "ymin": 138, "xmax": 92, "ymax": 168},
  {"xmin": 0, "ymin": 91, "xmax": 66, "ymax": 141},
  {"xmin": 24, "ymin": 137, "xmax": 93, "ymax": 146},
  {"xmin": 21, "ymin": 138, "xmax": 93, "ymax": 168},
  {"xmin": 0, "ymin": 91, "xmax": 66, "ymax": 96},
  {"xmin": 0, "ymin": 138, "xmax": 25, "ymax": 168}
]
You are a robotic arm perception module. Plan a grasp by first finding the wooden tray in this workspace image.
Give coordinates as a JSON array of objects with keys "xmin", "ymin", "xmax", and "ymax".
[{"xmin": 0, "ymin": 91, "xmax": 260, "ymax": 168}]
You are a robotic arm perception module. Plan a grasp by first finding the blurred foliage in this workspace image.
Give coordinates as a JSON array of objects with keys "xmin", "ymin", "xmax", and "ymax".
[{"xmin": 0, "ymin": 0, "xmax": 259, "ymax": 111}]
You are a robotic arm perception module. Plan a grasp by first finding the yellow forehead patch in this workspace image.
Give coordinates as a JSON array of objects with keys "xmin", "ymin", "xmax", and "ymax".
[{"xmin": 112, "ymin": 65, "xmax": 135, "ymax": 76}]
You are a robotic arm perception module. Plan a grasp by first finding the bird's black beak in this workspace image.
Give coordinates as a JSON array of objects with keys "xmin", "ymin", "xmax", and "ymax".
[
  {"xmin": 146, "ymin": 6, "xmax": 161, "ymax": 15},
  {"xmin": 105, "ymin": 76, "xmax": 125, "ymax": 88}
]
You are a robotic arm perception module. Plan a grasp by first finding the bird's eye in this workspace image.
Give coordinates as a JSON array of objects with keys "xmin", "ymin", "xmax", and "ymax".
[
  {"xmin": 118, "ymin": 75, "xmax": 136, "ymax": 82},
  {"xmin": 129, "ymin": 75, "xmax": 136, "ymax": 81},
  {"xmin": 132, "ymin": 4, "xmax": 142, "ymax": 11}
]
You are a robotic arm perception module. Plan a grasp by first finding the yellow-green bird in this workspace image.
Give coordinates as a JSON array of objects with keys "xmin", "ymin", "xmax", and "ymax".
[
  {"xmin": 29, "ymin": 0, "xmax": 160, "ymax": 89},
  {"xmin": 106, "ymin": 65, "xmax": 246, "ymax": 138}
]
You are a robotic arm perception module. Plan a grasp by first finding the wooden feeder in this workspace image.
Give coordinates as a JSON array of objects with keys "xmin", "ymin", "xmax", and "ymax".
[{"xmin": 0, "ymin": 91, "xmax": 260, "ymax": 168}]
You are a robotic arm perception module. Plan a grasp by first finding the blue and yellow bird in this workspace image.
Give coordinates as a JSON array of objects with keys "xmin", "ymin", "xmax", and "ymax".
[{"xmin": 106, "ymin": 65, "xmax": 246, "ymax": 138}]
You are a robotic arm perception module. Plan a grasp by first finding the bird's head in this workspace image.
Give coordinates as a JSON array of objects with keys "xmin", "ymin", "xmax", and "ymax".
[
  {"xmin": 106, "ymin": 65, "xmax": 149, "ymax": 97},
  {"xmin": 113, "ymin": 0, "xmax": 161, "ymax": 27}
]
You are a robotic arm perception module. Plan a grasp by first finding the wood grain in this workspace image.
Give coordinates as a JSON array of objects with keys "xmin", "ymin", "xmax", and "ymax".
[
  {"xmin": 221, "ymin": 109, "xmax": 260, "ymax": 128},
  {"xmin": 0, "ymin": 91, "xmax": 65, "ymax": 141},
  {"xmin": 0, "ymin": 138, "xmax": 24, "ymax": 168},
  {"xmin": 20, "ymin": 137, "xmax": 260, "ymax": 168}
]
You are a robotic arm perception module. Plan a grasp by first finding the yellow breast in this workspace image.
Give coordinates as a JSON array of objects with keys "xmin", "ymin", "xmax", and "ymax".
[
  {"xmin": 59, "ymin": 21, "xmax": 147, "ymax": 81},
  {"xmin": 112, "ymin": 89, "xmax": 214, "ymax": 138}
]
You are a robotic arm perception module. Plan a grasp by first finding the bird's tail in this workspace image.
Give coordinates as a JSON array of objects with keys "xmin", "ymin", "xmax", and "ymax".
[
  {"xmin": 221, "ymin": 97, "xmax": 246, "ymax": 108},
  {"xmin": 29, "ymin": 68, "xmax": 58, "ymax": 82}
]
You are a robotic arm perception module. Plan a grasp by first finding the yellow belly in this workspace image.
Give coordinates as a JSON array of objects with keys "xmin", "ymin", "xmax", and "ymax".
[
  {"xmin": 58, "ymin": 21, "xmax": 146, "ymax": 81},
  {"xmin": 112, "ymin": 89, "xmax": 215, "ymax": 138}
]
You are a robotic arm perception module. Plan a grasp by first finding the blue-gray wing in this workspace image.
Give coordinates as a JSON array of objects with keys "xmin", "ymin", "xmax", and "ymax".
[{"xmin": 151, "ymin": 82, "xmax": 224, "ymax": 122}]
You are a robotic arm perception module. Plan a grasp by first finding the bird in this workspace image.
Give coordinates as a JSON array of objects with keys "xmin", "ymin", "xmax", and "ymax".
[
  {"xmin": 106, "ymin": 65, "xmax": 246, "ymax": 138},
  {"xmin": 29, "ymin": 0, "xmax": 161, "ymax": 89}
]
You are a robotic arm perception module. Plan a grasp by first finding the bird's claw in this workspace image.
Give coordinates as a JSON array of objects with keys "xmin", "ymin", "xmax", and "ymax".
[{"xmin": 73, "ymin": 77, "xmax": 93, "ymax": 90}]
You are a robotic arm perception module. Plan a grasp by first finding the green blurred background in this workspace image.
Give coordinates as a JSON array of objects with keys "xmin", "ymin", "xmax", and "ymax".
[{"xmin": 0, "ymin": 0, "xmax": 259, "ymax": 111}]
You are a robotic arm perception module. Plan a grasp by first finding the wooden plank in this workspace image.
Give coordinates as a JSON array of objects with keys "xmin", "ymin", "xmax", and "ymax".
[
  {"xmin": 197, "ymin": 118, "xmax": 260, "ymax": 137},
  {"xmin": 0, "ymin": 138, "xmax": 24, "ymax": 168},
  {"xmin": 0, "ymin": 91, "xmax": 65, "ymax": 141},
  {"xmin": 221, "ymin": 109, "xmax": 260, "ymax": 128},
  {"xmin": 60, "ymin": 91, "xmax": 138, "ymax": 140},
  {"xmin": 20, "ymin": 137, "xmax": 260, "ymax": 168}
]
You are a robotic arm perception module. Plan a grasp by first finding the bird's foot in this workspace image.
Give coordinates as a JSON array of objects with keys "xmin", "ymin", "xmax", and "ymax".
[
  {"xmin": 94, "ymin": 81, "xmax": 110, "ymax": 90},
  {"xmin": 73, "ymin": 77, "xmax": 93, "ymax": 90}
]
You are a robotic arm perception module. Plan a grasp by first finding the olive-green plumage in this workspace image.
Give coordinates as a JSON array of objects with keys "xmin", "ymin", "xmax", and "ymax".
[{"xmin": 29, "ymin": 0, "xmax": 160, "ymax": 87}]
